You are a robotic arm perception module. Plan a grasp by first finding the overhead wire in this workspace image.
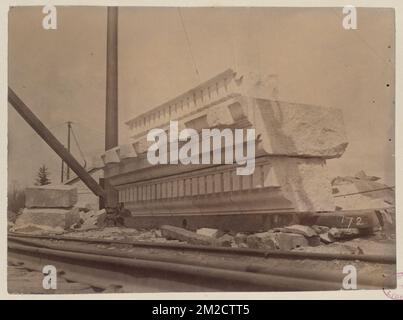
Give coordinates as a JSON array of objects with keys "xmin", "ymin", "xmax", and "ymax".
[{"xmin": 177, "ymin": 8, "xmax": 200, "ymax": 82}]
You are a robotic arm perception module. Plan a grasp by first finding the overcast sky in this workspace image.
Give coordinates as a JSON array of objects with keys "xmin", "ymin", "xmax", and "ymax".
[{"xmin": 8, "ymin": 6, "xmax": 395, "ymax": 188}]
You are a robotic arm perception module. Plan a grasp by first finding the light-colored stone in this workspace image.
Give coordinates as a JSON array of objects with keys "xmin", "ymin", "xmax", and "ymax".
[
  {"xmin": 217, "ymin": 234, "xmax": 233, "ymax": 247},
  {"xmin": 196, "ymin": 228, "xmax": 223, "ymax": 238},
  {"xmin": 311, "ymin": 225, "xmax": 330, "ymax": 234},
  {"xmin": 270, "ymin": 157, "xmax": 336, "ymax": 212},
  {"xmin": 253, "ymin": 99, "xmax": 348, "ymax": 158},
  {"xmin": 247, "ymin": 231, "xmax": 309, "ymax": 250},
  {"xmin": 246, "ymin": 232, "xmax": 277, "ymax": 249},
  {"xmin": 103, "ymin": 147, "xmax": 120, "ymax": 164},
  {"xmin": 329, "ymin": 227, "xmax": 361, "ymax": 239},
  {"xmin": 77, "ymin": 209, "xmax": 106, "ymax": 230},
  {"xmin": 13, "ymin": 207, "xmax": 80, "ymax": 232},
  {"xmin": 103, "ymin": 69, "xmax": 349, "ymax": 217},
  {"xmin": 274, "ymin": 232, "xmax": 309, "ymax": 250},
  {"xmin": 25, "ymin": 185, "xmax": 77, "ymax": 208},
  {"xmin": 90, "ymin": 155, "xmax": 105, "ymax": 169},
  {"xmin": 119, "ymin": 143, "xmax": 138, "ymax": 160},
  {"xmin": 283, "ymin": 224, "xmax": 317, "ymax": 238},
  {"xmin": 161, "ymin": 225, "xmax": 226, "ymax": 246},
  {"xmin": 319, "ymin": 232, "xmax": 335, "ymax": 244},
  {"xmin": 234, "ymin": 233, "xmax": 248, "ymax": 246}
]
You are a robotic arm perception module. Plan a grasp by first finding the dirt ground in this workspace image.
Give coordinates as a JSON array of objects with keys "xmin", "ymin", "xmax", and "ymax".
[{"xmin": 8, "ymin": 263, "xmax": 98, "ymax": 294}]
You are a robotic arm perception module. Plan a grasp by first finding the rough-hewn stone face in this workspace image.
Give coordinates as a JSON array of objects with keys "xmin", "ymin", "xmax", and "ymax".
[
  {"xmin": 13, "ymin": 207, "xmax": 80, "ymax": 231},
  {"xmin": 25, "ymin": 185, "xmax": 78, "ymax": 208},
  {"xmin": 253, "ymin": 99, "xmax": 348, "ymax": 158},
  {"xmin": 271, "ymin": 157, "xmax": 336, "ymax": 212}
]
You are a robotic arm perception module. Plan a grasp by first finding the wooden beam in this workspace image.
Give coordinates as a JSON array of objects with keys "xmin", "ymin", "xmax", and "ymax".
[{"xmin": 8, "ymin": 87, "xmax": 106, "ymax": 198}]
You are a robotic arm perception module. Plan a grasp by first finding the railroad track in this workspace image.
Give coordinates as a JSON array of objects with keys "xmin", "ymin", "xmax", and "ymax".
[{"xmin": 8, "ymin": 232, "xmax": 396, "ymax": 292}]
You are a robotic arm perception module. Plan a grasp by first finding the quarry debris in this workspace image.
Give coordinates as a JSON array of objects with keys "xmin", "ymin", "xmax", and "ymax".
[
  {"xmin": 328, "ymin": 227, "xmax": 361, "ymax": 240},
  {"xmin": 196, "ymin": 228, "xmax": 223, "ymax": 238},
  {"xmin": 319, "ymin": 232, "xmax": 335, "ymax": 244},
  {"xmin": 74, "ymin": 209, "xmax": 107, "ymax": 230},
  {"xmin": 311, "ymin": 225, "xmax": 330, "ymax": 234},
  {"xmin": 161, "ymin": 225, "xmax": 230, "ymax": 247},
  {"xmin": 283, "ymin": 225, "xmax": 317, "ymax": 238},
  {"xmin": 274, "ymin": 232, "xmax": 309, "ymax": 251}
]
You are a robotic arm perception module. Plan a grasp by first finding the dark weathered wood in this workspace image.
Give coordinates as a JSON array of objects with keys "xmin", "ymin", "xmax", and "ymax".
[
  {"xmin": 8, "ymin": 87, "xmax": 106, "ymax": 198},
  {"xmin": 105, "ymin": 6, "xmax": 118, "ymax": 151}
]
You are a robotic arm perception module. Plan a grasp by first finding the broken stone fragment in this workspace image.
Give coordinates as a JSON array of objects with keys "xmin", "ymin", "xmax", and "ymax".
[
  {"xmin": 274, "ymin": 232, "xmax": 309, "ymax": 251},
  {"xmin": 245, "ymin": 231, "xmax": 309, "ymax": 251},
  {"xmin": 234, "ymin": 233, "xmax": 248, "ymax": 246},
  {"xmin": 217, "ymin": 234, "xmax": 234, "ymax": 247},
  {"xmin": 161, "ymin": 225, "xmax": 227, "ymax": 246},
  {"xmin": 307, "ymin": 235, "xmax": 321, "ymax": 247},
  {"xmin": 246, "ymin": 232, "xmax": 277, "ymax": 250},
  {"xmin": 153, "ymin": 229, "xmax": 162, "ymax": 238},
  {"xmin": 196, "ymin": 228, "xmax": 223, "ymax": 238},
  {"xmin": 311, "ymin": 225, "xmax": 330, "ymax": 234},
  {"xmin": 77, "ymin": 209, "xmax": 106, "ymax": 230},
  {"xmin": 319, "ymin": 232, "xmax": 335, "ymax": 244},
  {"xmin": 25, "ymin": 185, "xmax": 78, "ymax": 208},
  {"xmin": 328, "ymin": 227, "xmax": 361, "ymax": 240},
  {"xmin": 283, "ymin": 225, "xmax": 317, "ymax": 238}
]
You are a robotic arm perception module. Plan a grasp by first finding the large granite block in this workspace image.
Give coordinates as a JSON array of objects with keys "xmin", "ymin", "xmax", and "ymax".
[
  {"xmin": 25, "ymin": 185, "xmax": 78, "ymax": 208},
  {"xmin": 13, "ymin": 207, "xmax": 80, "ymax": 232},
  {"xmin": 253, "ymin": 99, "xmax": 348, "ymax": 158}
]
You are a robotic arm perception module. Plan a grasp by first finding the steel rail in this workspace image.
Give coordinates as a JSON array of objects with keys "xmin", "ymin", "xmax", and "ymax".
[
  {"xmin": 8, "ymin": 236, "xmax": 395, "ymax": 289},
  {"xmin": 9, "ymin": 240, "xmax": 389, "ymax": 292},
  {"xmin": 8, "ymin": 232, "xmax": 396, "ymax": 264}
]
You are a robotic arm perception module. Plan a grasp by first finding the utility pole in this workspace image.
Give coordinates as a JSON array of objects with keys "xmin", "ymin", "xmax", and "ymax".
[
  {"xmin": 61, "ymin": 158, "xmax": 64, "ymax": 183},
  {"xmin": 66, "ymin": 121, "xmax": 72, "ymax": 180},
  {"xmin": 104, "ymin": 6, "xmax": 119, "ymax": 208},
  {"xmin": 105, "ymin": 6, "xmax": 118, "ymax": 151},
  {"xmin": 61, "ymin": 121, "xmax": 73, "ymax": 182},
  {"xmin": 8, "ymin": 88, "xmax": 106, "ymax": 198}
]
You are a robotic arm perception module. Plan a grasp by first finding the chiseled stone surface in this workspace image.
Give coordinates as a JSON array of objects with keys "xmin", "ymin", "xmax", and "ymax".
[
  {"xmin": 253, "ymin": 99, "xmax": 348, "ymax": 159},
  {"xmin": 13, "ymin": 207, "xmax": 80, "ymax": 231},
  {"xmin": 101, "ymin": 69, "xmax": 348, "ymax": 215},
  {"xmin": 25, "ymin": 185, "xmax": 77, "ymax": 208},
  {"xmin": 271, "ymin": 157, "xmax": 336, "ymax": 212}
]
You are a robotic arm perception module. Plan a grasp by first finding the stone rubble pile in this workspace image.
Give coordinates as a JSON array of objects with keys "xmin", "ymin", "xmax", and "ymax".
[
  {"xmin": 157, "ymin": 223, "xmax": 376, "ymax": 251},
  {"xmin": 10, "ymin": 185, "xmax": 132, "ymax": 234}
]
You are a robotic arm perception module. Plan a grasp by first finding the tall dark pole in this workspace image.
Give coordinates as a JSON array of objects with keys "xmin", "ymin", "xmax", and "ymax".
[
  {"xmin": 66, "ymin": 121, "xmax": 72, "ymax": 180},
  {"xmin": 105, "ymin": 7, "xmax": 118, "ymax": 151},
  {"xmin": 61, "ymin": 158, "xmax": 64, "ymax": 183},
  {"xmin": 104, "ymin": 7, "xmax": 119, "ymax": 207}
]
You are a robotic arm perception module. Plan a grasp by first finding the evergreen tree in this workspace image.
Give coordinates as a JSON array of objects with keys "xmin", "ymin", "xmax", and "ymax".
[{"xmin": 35, "ymin": 165, "xmax": 51, "ymax": 186}]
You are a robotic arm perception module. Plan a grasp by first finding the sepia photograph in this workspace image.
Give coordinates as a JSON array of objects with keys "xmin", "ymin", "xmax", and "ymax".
[{"xmin": 6, "ymin": 5, "xmax": 396, "ymax": 295}]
